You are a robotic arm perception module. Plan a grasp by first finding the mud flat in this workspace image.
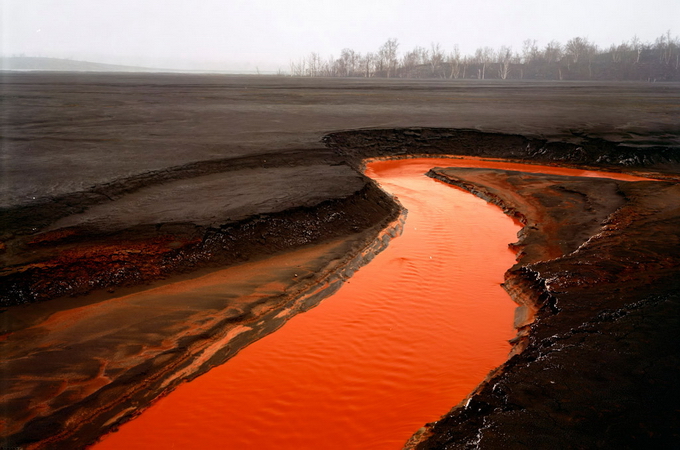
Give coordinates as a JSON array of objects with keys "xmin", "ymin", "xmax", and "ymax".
[{"xmin": 2, "ymin": 73, "xmax": 680, "ymax": 448}]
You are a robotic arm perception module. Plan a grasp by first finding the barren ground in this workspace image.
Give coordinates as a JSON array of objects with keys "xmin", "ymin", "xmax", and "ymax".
[{"xmin": 1, "ymin": 73, "xmax": 679, "ymax": 449}]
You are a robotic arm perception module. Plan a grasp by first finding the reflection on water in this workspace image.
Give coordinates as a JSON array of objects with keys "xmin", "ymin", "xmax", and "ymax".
[{"xmin": 96, "ymin": 158, "xmax": 636, "ymax": 449}]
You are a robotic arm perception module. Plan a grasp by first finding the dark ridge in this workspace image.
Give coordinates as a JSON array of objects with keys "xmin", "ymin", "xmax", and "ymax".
[
  {"xmin": 3, "ymin": 128, "xmax": 679, "ymax": 308},
  {"xmin": 1, "ymin": 160, "xmax": 403, "ymax": 448},
  {"xmin": 323, "ymin": 127, "xmax": 680, "ymax": 172}
]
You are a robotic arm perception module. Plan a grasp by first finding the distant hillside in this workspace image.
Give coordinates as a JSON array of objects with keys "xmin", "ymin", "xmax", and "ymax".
[{"xmin": 0, "ymin": 57, "xmax": 162, "ymax": 72}]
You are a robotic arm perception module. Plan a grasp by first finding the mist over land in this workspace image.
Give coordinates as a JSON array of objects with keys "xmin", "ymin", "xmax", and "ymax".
[
  {"xmin": 4, "ymin": 31, "xmax": 679, "ymax": 82},
  {"xmin": 3, "ymin": 0, "xmax": 679, "ymax": 73},
  {"xmin": 0, "ymin": 56, "xmax": 264, "ymax": 74}
]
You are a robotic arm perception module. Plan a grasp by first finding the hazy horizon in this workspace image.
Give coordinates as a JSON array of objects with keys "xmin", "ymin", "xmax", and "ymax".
[{"xmin": 2, "ymin": 0, "xmax": 678, "ymax": 72}]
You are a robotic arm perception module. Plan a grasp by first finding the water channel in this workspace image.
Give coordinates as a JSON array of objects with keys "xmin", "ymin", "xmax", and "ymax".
[{"xmin": 93, "ymin": 158, "xmax": 645, "ymax": 449}]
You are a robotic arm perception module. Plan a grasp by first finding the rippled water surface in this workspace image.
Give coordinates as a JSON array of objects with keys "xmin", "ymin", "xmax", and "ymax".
[{"xmin": 97, "ymin": 158, "xmax": 621, "ymax": 449}]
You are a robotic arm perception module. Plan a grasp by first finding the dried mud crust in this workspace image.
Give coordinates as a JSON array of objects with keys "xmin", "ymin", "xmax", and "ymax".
[{"xmin": 408, "ymin": 168, "xmax": 680, "ymax": 449}]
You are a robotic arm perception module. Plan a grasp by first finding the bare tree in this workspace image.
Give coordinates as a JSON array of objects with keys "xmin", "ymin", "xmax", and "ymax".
[
  {"xmin": 334, "ymin": 48, "xmax": 359, "ymax": 77},
  {"xmin": 609, "ymin": 42, "xmax": 628, "ymax": 63},
  {"xmin": 543, "ymin": 40, "xmax": 563, "ymax": 64},
  {"xmin": 655, "ymin": 30, "xmax": 678, "ymax": 66},
  {"xmin": 446, "ymin": 45, "xmax": 462, "ymax": 79},
  {"xmin": 346, "ymin": 48, "xmax": 360, "ymax": 76},
  {"xmin": 565, "ymin": 37, "xmax": 598, "ymax": 77},
  {"xmin": 474, "ymin": 47, "xmax": 494, "ymax": 79},
  {"xmin": 289, "ymin": 32, "xmax": 678, "ymax": 81},
  {"xmin": 497, "ymin": 46, "xmax": 513, "ymax": 80},
  {"xmin": 361, "ymin": 52, "xmax": 377, "ymax": 77},
  {"xmin": 320, "ymin": 54, "xmax": 333, "ymax": 77},
  {"xmin": 289, "ymin": 57, "xmax": 306, "ymax": 77},
  {"xmin": 378, "ymin": 38, "xmax": 399, "ymax": 77},
  {"xmin": 522, "ymin": 39, "xmax": 540, "ymax": 64},
  {"xmin": 429, "ymin": 42, "xmax": 445, "ymax": 77},
  {"xmin": 565, "ymin": 37, "xmax": 596, "ymax": 65},
  {"xmin": 402, "ymin": 46, "xmax": 428, "ymax": 77},
  {"xmin": 334, "ymin": 50, "xmax": 347, "ymax": 77},
  {"xmin": 302, "ymin": 52, "xmax": 320, "ymax": 76},
  {"xmin": 630, "ymin": 35, "xmax": 643, "ymax": 64}
]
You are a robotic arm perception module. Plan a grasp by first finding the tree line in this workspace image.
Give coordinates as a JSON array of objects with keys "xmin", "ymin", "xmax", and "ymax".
[{"xmin": 289, "ymin": 31, "xmax": 679, "ymax": 81}]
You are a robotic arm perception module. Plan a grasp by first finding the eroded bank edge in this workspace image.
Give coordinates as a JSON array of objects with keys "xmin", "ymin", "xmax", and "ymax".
[
  {"xmin": 324, "ymin": 128, "xmax": 680, "ymax": 177},
  {"xmin": 399, "ymin": 168, "xmax": 584, "ymax": 448},
  {"xmin": 75, "ymin": 211, "xmax": 408, "ymax": 450},
  {"xmin": 0, "ymin": 174, "xmax": 385, "ymax": 306}
]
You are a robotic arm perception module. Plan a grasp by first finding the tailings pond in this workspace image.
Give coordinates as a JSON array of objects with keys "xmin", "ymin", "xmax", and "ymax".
[{"xmin": 93, "ymin": 158, "xmax": 645, "ymax": 449}]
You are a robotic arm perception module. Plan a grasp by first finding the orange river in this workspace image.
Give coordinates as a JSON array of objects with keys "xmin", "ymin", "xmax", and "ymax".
[{"xmin": 92, "ymin": 158, "xmax": 647, "ymax": 449}]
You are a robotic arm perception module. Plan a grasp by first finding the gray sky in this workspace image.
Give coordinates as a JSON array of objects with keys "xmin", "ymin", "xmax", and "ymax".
[{"xmin": 2, "ymin": 0, "xmax": 678, "ymax": 72}]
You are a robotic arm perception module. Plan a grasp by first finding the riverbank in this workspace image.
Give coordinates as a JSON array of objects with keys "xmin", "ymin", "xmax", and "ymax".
[
  {"xmin": 409, "ymin": 168, "xmax": 680, "ymax": 448},
  {"xmin": 5, "ymin": 156, "xmax": 679, "ymax": 449},
  {"xmin": 0, "ymin": 181, "xmax": 402, "ymax": 449}
]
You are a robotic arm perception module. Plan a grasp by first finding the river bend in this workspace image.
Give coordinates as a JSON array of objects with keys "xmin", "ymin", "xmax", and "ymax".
[{"xmin": 93, "ymin": 158, "xmax": 643, "ymax": 449}]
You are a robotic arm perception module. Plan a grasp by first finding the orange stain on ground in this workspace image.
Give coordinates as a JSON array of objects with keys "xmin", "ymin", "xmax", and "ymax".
[{"xmin": 93, "ymin": 158, "xmax": 643, "ymax": 449}]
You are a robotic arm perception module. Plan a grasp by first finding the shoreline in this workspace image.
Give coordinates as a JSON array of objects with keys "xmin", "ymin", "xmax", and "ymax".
[{"xmin": 408, "ymin": 167, "xmax": 680, "ymax": 448}]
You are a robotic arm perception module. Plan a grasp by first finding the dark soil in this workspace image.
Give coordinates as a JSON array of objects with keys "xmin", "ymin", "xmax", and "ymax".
[{"xmin": 1, "ymin": 73, "xmax": 679, "ymax": 449}]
